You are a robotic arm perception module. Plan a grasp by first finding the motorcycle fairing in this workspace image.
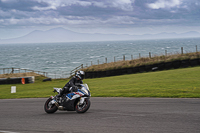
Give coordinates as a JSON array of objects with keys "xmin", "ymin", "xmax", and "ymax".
[
  {"xmin": 63, "ymin": 99, "xmax": 76, "ymax": 111},
  {"xmin": 63, "ymin": 90, "xmax": 84, "ymax": 111},
  {"xmin": 66, "ymin": 90, "xmax": 84, "ymax": 100}
]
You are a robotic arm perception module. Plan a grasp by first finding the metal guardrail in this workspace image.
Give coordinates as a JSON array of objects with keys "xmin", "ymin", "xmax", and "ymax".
[
  {"xmin": 0, "ymin": 68, "xmax": 48, "ymax": 77},
  {"xmin": 0, "ymin": 64, "xmax": 84, "ymax": 79},
  {"xmin": 50, "ymin": 64, "xmax": 84, "ymax": 79},
  {"xmin": 70, "ymin": 64, "xmax": 83, "ymax": 77}
]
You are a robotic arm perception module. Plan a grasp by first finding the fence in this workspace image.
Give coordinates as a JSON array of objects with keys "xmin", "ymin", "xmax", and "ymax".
[
  {"xmin": 89, "ymin": 46, "xmax": 199, "ymax": 66},
  {"xmin": 0, "ymin": 68, "xmax": 48, "ymax": 77},
  {"xmin": 48, "ymin": 64, "xmax": 84, "ymax": 79},
  {"xmin": 0, "ymin": 64, "xmax": 84, "ymax": 79},
  {"xmin": 70, "ymin": 64, "xmax": 83, "ymax": 76},
  {"xmin": 84, "ymin": 45, "xmax": 200, "ymax": 78},
  {"xmin": 85, "ymin": 58, "xmax": 200, "ymax": 78}
]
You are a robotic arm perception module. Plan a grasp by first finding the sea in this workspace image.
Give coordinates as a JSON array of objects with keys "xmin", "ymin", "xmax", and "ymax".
[{"xmin": 0, "ymin": 37, "xmax": 200, "ymax": 78}]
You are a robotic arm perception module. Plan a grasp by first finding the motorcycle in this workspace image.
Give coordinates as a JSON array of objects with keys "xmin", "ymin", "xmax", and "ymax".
[{"xmin": 44, "ymin": 84, "xmax": 91, "ymax": 113}]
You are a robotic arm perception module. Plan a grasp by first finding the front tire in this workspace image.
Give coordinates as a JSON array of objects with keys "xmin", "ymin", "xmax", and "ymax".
[
  {"xmin": 75, "ymin": 98, "xmax": 91, "ymax": 113},
  {"xmin": 44, "ymin": 98, "xmax": 58, "ymax": 114}
]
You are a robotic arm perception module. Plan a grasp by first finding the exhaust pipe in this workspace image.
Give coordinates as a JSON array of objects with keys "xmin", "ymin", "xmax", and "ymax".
[
  {"xmin": 58, "ymin": 106, "xmax": 64, "ymax": 110},
  {"xmin": 54, "ymin": 101, "xmax": 59, "ymax": 107},
  {"xmin": 51, "ymin": 96, "xmax": 64, "ymax": 110}
]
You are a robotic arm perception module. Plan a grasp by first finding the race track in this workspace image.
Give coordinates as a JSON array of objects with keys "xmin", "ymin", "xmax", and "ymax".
[{"xmin": 0, "ymin": 98, "xmax": 200, "ymax": 133}]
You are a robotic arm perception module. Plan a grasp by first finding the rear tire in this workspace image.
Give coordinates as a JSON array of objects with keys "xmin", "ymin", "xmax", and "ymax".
[
  {"xmin": 75, "ymin": 98, "xmax": 91, "ymax": 113},
  {"xmin": 44, "ymin": 98, "xmax": 58, "ymax": 114}
]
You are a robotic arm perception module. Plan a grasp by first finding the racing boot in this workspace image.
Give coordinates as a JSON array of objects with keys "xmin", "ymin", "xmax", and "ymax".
[
  {"xmin": 54, "ymin": 89, "xmax": 63, "ymax": 104},
  {"xmin": 57, "ymin": 89, "xmax": 65, "ymax": 109}
]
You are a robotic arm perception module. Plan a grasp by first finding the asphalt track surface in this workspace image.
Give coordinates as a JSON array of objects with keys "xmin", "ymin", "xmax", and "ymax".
[{"xmin": 0, "ymin": 98, "xmax": 200, "ymax": 133}]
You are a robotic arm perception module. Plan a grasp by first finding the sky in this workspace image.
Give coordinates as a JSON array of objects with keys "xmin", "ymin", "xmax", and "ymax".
[{"xmin": 0, "ymin": 0, "xmax": 200, "ymax": 39}]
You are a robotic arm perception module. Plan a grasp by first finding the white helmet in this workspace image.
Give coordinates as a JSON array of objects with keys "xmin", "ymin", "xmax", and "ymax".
[{"xmin": 76, "ymin": 71, "xmax": 85, "ymax": 80}]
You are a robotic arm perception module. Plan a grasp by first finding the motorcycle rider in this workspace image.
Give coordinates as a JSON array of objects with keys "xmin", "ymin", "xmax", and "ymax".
[{"xmin": 57, "ymin": 70, "xmax": 85, "ymax": 98}]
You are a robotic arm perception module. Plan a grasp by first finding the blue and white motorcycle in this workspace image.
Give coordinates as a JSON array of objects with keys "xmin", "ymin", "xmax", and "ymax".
[{"xmin": 44, "ymin": 84, "xmax": 91, "ymax": 113}]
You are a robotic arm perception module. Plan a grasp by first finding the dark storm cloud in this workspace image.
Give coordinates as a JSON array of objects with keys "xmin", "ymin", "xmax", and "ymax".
[
  {"xmin": 57, "ymin": 4, "xmax": 126, "ymax": 20},
  {"xmin": 0, "ymin": 0, "xmax": 47, "ymax": 11},
  {"xmin": 0, "ymin": 0, "xmax": 200, "ymax": 28}
]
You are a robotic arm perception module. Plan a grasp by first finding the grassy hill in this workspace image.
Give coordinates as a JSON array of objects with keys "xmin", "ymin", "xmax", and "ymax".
[
  {"xmin": 82, "ymin": 52, "xmax": 200, "ymax": 72},
  {"xmin": 0, "ymin": 66, "xmax": 200, "ymax": 99},
  {"xmin": 0, "ymin": 72, "xmax": 45, "ymax": 78}
]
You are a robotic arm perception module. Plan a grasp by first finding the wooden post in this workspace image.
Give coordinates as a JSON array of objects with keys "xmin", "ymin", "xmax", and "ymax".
[
  {"xmin": 149, "ymin": 52, "xmax": 151, "ymax": 58},
  {"xmin": 91, "ymin": 61, "xmax": 92, "ymax": 66},
  {"xmin": 139, "ymin": 53, "xmax": 141, "ymax": 58},
  {"xmin": 105, "ymin": 58, "xmax": 107, "ymax": 63},
  {"xmin": 11, "ymin": 68, "xmax": 14, "ymax": 73},
  {"xmin": 196, "ymin": 45, "xmax": 198, "ymax": 52},
  {"xmin": 114, "ymin": 57, "xmax": 115, "ymax": 62},
  {"xmin": 181, "ymin": 47, "xmax": 183, "ymax": 54},
  {"xmin": 123, "ymin": 55, "xmax": 125, "ymax": 61},
  {"xmin": 98, "ymin": 60, "xmax": 99, "ymax": 65},
  {"xmin": 131, "ymin": 55, "xmax": 133, "ymax": 60},
  {"xmin": 165, "ymin": 50, "xmax": 167, "ymax": 56}
]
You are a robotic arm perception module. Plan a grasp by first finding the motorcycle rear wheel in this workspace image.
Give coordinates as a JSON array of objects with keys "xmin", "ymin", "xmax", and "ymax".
[
  {"xmin": 75, "ymin": 98, "xmax": 91, "ymax": 113},
  {"xmin": 44, "ymin": 98, "xmax": 58, "ymax": 114}
]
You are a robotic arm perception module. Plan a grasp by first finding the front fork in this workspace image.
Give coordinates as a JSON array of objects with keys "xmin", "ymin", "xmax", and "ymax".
[
  {"xmin": 79, "ymin": 97, "xmax": 85, "ymax": 105},
  {"xmin": 78, "ymin": 97, "xmax": 89, "ymax": 105},
  {"xmin": 50, "ymin": 96, "xmax": 59, "ymax": 107}
]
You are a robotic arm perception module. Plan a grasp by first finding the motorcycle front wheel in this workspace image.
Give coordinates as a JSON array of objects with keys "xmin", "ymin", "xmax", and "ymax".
[
  {"xmin": 44, "ymin": 98, "xmax": 58, "ymax": 114},
  {"xmin": 75, "ymin": 98, "xmax": 91, "ymax": 113}
]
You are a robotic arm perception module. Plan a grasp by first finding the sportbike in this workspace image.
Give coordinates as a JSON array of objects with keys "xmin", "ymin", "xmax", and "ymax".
[{"xmin": 44, "ymin": 84, "xmax": 91, "ymax": 113}]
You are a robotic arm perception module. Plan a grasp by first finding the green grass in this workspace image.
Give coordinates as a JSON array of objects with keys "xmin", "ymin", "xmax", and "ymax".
[
  {"xmin": 1, "ymin": 66, "xmax": 200, "ymax": 99},
  {"xmin": 88, "ymin": 66, "xmax": 200, "ymax": 98}
]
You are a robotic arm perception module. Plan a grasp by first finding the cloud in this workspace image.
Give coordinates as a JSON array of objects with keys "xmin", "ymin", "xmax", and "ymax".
[
  {"xmin": 0, "ymin": 0, "xmax": 200, "ymax": 36},
  {"xmin": 108, "ymin": 0, "xmax": 135, "ymax": 11},
  {"xmin": 32, "ymin": 0, "xmax": 135, "ymax": 11},
  {"xmin": 32, "ymin": 0, "xmax": 93, "ymax": 11},
  {"xmin": 147, "ymin": 0, "xmax": 182, "ymax": 9}
]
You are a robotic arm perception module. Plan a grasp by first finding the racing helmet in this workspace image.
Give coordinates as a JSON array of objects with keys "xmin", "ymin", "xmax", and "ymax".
[{"xmin": 76, "ymin": 71, "xmax": 85, "ymax": 80}]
